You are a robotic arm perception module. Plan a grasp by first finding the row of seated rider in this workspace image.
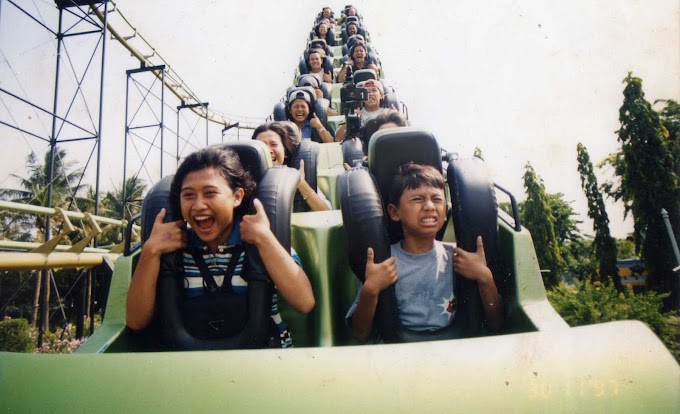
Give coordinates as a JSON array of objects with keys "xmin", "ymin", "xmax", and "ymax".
[
  {"xmin": 272, "ymin": 86, "xmax": 335, "ymax": 143},
  {"xmin": 314, "ymin": 5, "xmax": 364, "ymax": 39},
  {"xmin": 311, "ymin": 18, "xmax": 336, "ymax": 47},
  {"xmin": 316, "ymin": 6, "xmax": 336, "ymax": 25},
  {"xmin": 317, "ymin": 4, "xmax": 363, "ymax": 26},
  {"xmin": 252, "ymin": 121, "xmax": 331, "ymax": 213},
  {"xmin": 311, "ymin": 7, "xmax": 371, "ymax": 55},
  {"xmin": 336, "ymin": 40, "xmax": 379, "ymax": 84},
  {"xmin": 335, "ymin": 76, "xmax": 400, "ymax": 141},
  {"xmin": 300, "ymin": 37, "xmax": 379, "ymax": 85}
]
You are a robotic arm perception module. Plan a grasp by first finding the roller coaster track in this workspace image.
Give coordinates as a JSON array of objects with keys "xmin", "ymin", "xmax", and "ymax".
[
  {"xmin": 0, "ymin": 0, "xmax": 262, "ymax": 272},
  {"xmin": 89, "ymin": 1, "xmax": 260, "ymax": 129}
]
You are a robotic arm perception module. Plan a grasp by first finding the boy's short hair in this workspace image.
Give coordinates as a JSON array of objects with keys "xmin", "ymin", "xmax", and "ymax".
[
  {"xmin": 170, "ymin": 146, "xmax": 256, "ymax": 217},
  {"xmin": 388, "ymin": 162, "xmax": 446, "ymax": 206}
]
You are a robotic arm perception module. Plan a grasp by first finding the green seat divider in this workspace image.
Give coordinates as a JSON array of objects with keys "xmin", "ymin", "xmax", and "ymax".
[
  {"xmin": 317, "ymin": 142, "xmax": 344, "ymax": 170},
  {"xmin": 333, "ymin": 46, "xmax": 344, "ymax": 60},
  {"xmin": 333, "ymin": 55, "xmax": 344, "ymax": 68},
  {"xmin": 278, "ymin": 210, "xmax": 358, "ymax": 347},
  {"xmin": 318, "ymin": 168, "xmax": 343, "ymax": 210},
  {"xmin": 316, "ymin": 142, "xmax": 344, "ymax": 209},
  {"xmin": 331, "ymin": 83, "xmax": 342, "ymax": 114},
  {"xmin": 326, "ymin": 115, "xmax": 344, "ymax": 138}
]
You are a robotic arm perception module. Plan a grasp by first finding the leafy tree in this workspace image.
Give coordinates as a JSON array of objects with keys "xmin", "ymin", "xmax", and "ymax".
[
  {"xmin": 577, "ymin": 143, "xmax": 620, "ymax": 288},
  {"xmin": 521, "ymin": 163, "xmax": 564, "ymax": 288},
  {"xmin": 546, "ymin": 193, "xmax": 582, "ymax": 245},
  {"xmin": 603, "ymin": 74, "xmax": 680, "ymax": 309},
  {"xmin": 562, "ymin": 237, "xmax": 598, "ymax": 281},
  {"xmin": 616, "ymin": 237, "xmax": 635, "ymax": 260},
  {"xmin": 656, "ymin": 99, "xmax": 680, "ymax": 237}
]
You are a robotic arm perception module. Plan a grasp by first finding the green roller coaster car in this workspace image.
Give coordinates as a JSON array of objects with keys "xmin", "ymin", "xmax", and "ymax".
[{"xmin": 1, "ymin": 142, "xmax": 677, "ymax": 413}]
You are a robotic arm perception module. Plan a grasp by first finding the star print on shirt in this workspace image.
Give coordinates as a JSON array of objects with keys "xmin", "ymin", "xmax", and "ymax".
[{"xmin": 438, "ymin": 293, "xmax": 456, "ymax": 320}]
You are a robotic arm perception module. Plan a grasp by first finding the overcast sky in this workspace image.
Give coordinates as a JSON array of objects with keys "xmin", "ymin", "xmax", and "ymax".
[{"xmin": 1, "ymin": 0, "xmax": 678, "ymax": 238}]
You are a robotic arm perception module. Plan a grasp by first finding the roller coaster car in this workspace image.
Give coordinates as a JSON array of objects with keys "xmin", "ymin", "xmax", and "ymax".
[{"xmin": 1, "ymin": 130, "xmax": 677, "ymax": 411}]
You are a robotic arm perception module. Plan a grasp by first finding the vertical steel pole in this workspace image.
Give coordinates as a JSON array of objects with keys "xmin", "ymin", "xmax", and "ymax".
[
  {"xmin": 662, "ymin": 208, "xmax": 680, "ymax": 265},
  {"xmin": 39, "ymin": 6, "xmax": 65, "ymax": 347},
  {"xmin": 160, "ymin": 68, "xmax": 165, "ymax": 176},
  {"xmin": 94, "ymin": 0, "xmax": 108, "ymax": 219},
  {"xmin": 91, "ymin": 0, "xmax": 108, "ymax": 336},
  {"xmin": 122, "ymin": 70, "xmax": 130, "ymax": 219},
  {"xmin": 205, "ymin": 103, "xmax": 209, "ymax": 146},
  {"xmin": 176, "ymin": 103, "xmax": 181, "ymax": 169}
]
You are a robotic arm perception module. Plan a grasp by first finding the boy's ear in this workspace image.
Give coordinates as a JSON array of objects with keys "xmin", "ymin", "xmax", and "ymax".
[
  {"xmin": 233, "ymin": 187, "xmax": 245, "ymax": 207},
  {"xmin": 387, "ymin": 203, "xmax": 400, "ymax": 222}
]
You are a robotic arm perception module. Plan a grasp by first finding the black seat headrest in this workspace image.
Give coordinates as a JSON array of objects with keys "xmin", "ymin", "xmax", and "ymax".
[
  {"xmin": 287, "ymin": 86, "xmax": 317, "ymax": 106},
  {"xmin": 368, "ymin": 127, "xmax": 442, "ymax": 201},
  {"xmin": 310, "ymin": 38, "xmax": 327, "ymax": 50},
  {"xmin": 368, "ymin": 128, "xmax": 442, "ymax": 243},
  {"xmin": 352, "ymin": 69, "xmax": 377, "ymax": 84},
  {"xmin": 297, "ymin": 74, "xmax": 321, "ymax": 89},
  {"xmin": 291, "ymin": 140, "xmax": 320, "ymax": 212},
  {"xmin": 216, "ymin": 140, "xmax": 271, "ymax": 184}
]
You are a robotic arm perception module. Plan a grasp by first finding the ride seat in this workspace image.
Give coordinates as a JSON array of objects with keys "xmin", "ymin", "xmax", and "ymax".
[
  {"xmin": 140, "ymin": 140, "xmax": 299, "ymax": 350},
  {"xmin": 338, "ymin": 128, "xmax": 502, "ymax": 342},
  {"xmin": 352, "ymin": 69, "xmax": 377, "ymax": 84},
  {"xmin": 272, "ymin": 86, "xmax": 332, "ymax": 137},
  {"xmin": 291, "ymin": 139, "xmax": 321, "ymax": 212},
  {"xmin": 297, "ymin": 74, "xmax": 332, "ymax": 101}
]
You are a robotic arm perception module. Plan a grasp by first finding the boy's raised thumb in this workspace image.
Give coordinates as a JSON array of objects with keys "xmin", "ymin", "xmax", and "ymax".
[{"xmin": 366, "ymin": 247, "xmax": 374, "ymax": 263}]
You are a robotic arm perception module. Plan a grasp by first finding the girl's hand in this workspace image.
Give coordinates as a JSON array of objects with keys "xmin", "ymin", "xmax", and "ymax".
[
  {"xmin": 298, "ymin": 159, "xmax": 306, "ymax": 182},
  {"xmin": 145, "ymin": 208, "xmax": 187, "ymax": 256},
  {"xmin": 240, "ymin": 198, "xmax": 272, "ymax": 247}
]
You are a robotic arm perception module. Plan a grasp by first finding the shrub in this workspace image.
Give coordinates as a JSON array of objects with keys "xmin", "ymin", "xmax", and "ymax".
[
  {"xmin": 0, "ymin": 317, "xmax": 34, "ymax": 352},
  {"xmin": 547, "ymin": 280, "xmax": 678, "ymax": 361}
]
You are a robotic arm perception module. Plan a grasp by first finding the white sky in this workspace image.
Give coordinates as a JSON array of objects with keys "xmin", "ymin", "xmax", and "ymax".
[{"xmin": 1, "ymin": 0, "xmax": 678, "ymax": 239}]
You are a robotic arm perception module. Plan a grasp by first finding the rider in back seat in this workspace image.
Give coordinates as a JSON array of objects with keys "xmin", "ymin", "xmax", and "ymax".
[
  {"xmin": 346, "ymin": 163, "xmax": 503, "ymax": 342},
  {"xmin": 252, "ymin": 122, "xmax": 330, "ymax": 212}
]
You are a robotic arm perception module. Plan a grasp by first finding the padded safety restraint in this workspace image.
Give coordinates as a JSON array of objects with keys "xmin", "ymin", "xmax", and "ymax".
[
  {"xmin": 141, "ymin": 141, "xmax": 299, "ymax": 350},
  {"xmin": 340, "ymin": 128, "xmax": 501, "ymax": 342},
  {"xmin": 291, "ymin": 139, "xmax": 320, "ymax": 212}
]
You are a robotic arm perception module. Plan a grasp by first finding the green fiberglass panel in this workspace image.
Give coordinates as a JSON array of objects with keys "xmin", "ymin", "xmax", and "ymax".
[{"xmin": 1, "ymin": 321, "xmax": 678, "ymax": 412}]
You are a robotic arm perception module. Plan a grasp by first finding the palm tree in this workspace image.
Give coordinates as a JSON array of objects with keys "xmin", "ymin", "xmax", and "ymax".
[
  {"xmin": 103, "ymin": 175, "xmax": 147, "ymax": 220},
  {"xmin": 0, "ymin": 148, "xmax": 87, "ymax": 329},
  {"xmin": 83, "ymin": 176, "xmax": 147, "ymax": 246}
]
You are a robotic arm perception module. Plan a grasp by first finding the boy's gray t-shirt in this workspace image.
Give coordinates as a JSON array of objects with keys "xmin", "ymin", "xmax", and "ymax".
[{"xmin": 346, "ymin": 241, "xmax": 457, "ymax": 332}]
